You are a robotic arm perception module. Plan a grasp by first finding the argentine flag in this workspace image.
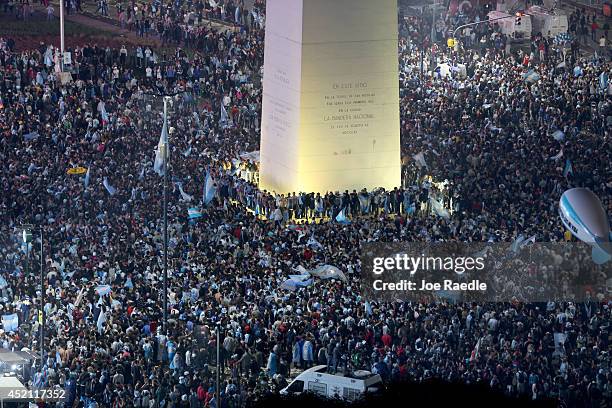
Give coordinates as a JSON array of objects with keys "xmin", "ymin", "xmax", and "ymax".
[
  {"xmin": 154, "ymin": 112, "xmax": 170, "ymax": 176},
  {"xmin": 95, "ymin": 285, "xmax": 112, "ymax": 297},
  {"xmin": 203, "ymin": 171, "xmax": 217, "ymax": 205},
  {"xmin": 103, "ymin": 177, "xmax": 117, "ymax": 195},
  {"xmin": 335, "ymin": 209, "xmax": 351, "ymax": 224},
  {"xmin": 100, "ymin": 104, "xmax": 109, "ymax": 124},
  {"xmin": 220, "ymin": 103, "xmax": 231, "ymax": 129},
  {"xmin": 430, "ymin": 198, "xmax": 450, "ymax": 219},
  {"xmin": 358, "ymin": 193, "xmax": 370, "ymax": 213},
  {"xmin": 188, "ymin": 208, "xmax": 203, "ymax": 220},
  {"xmin": 1, "ymin": 313, "xmax": 19, "ymax": 332},
  {"xmin": 84, "ymin": 167, "xmax": 91, "ymax": 188},
  {"xmin": 177, "ymin": 183, "xmax": 193, "ymax": 202}
]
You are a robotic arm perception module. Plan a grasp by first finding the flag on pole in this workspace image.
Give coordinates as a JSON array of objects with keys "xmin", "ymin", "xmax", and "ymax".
[
  {"xmin": 600, "ymin": 71, "xmax": 609, "ymax": 90},
  {"xmin": 511, "ymin": 234, "xmax": 536, "ymax": 253},
  {"xmin": 84, "ymin": 167, "xmax": 91, "ymax": 188},
  {"xmin": 430, "ymin": 198, "xmax": 450, "ymax": 219},
  {"xmin": 470, "ymin": 336, "xmax": 483, "ymax": 361},
  {"xmin": 563, "ymin": 158, "xmax": 573, "ymax": 177},
  {"xmin": 153, "ymin": 113, "xmax": 169, "ymax": 176},
  {"xmin": 203, "ymin": 171, "xmax": 217, "ymax": 205},
  {"xmin": 96, "ymin": 307, "xmax": 107, "ymax": 334},
  {"xmin": 103, "ymin": 177, "xmax": 117, "ymax": 195},
  {"xmin": 511, "ymin": 234, "xmax": 525, "ymax": 253},
  {"xmin": 220, "ymin": 104, "xmax": 230, "ymax": 128},
  {"xmin": 177, "ymin": 183, "xmax": 193, "ymax": 202}
]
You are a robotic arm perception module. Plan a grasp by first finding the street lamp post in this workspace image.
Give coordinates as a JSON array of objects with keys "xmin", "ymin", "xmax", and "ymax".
[
  {"xmin": 22, "ymin": 226, "xmax": 44, "ymax": 365},
  {"xmin": 216, "ymin": 322, "xmax": 221, "ymax": 408},
  {"xmin": 39, "ymin": 226, "xmax": 44, "ymax": 365},
  {"xmin": 162, "ymin": 96, "xmax": 169, "ymax": 336},
  {"xmin": 59, "ymin": 0, "xmax": 65, "ymax": 71},
  {"xmin": 145, "ymin": 87, "xmax": 184, "ymax": 336},
  {"xmin": 146, "ymin": 88, "xmax": 183, "ymax": 338}
]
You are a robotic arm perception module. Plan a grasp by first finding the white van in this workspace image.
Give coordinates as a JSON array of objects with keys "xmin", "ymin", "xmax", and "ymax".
[
  {"xmin": 280, "ymin": 365, "xmax": 383, "ymax": 402},
  {"xmin": 528, "ymin": 6, "xmax": 568, "ymax": 38}
]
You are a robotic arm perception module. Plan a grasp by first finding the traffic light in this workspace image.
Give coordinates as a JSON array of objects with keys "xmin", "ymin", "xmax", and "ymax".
[{"xmin": 515, "ymin": 11, "xmax": 524, "ymax": 26}]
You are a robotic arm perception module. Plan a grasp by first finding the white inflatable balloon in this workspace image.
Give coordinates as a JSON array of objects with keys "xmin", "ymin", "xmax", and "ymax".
[{"xmin": 559, "ymin": 188, "xmax": 611, "ymax": 264}]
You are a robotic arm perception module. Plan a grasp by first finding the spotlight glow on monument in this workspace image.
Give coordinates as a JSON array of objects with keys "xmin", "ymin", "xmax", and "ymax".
[{"xmin": 259, "ymin": 0, "xmax": 401, "ymax": 194}]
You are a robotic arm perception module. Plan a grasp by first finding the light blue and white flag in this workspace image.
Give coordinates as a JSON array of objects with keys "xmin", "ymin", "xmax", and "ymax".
[
  {"xmin": 188, "ymin": 208, "xmax": 203, "ymax": 219},
  {"xmin": 405, "ymin": 202, "xmax": 416, "ymax": 215},
  {"xmin": 511, "ymin": 234, "xmax": 526, "ymax": 253},
  {"xmin": 600, "ymin": 71, "xmax": 609, "ymax": 90},
  {"xmin": 280, "ymin": 276, "xmax": 313, "ymax": 291},
  {"xmin": 177, "ymin": 183, "xmax": 193, "ymax": 202},
  {"xmin": 24, "ymin": 131, "xmax": 40, "ymax": 141},
  {"xmin": 552, "ymin": 130, "xmax": 565, "ymax": 141},
  {"xmin": 523, "ymin": 69, "xmax": 540, "ymax": 82},
  {"xmin": 182, "ymin": 145, "xmax": 192, "ymax": 157},
  {"xmin": 96, "ymin": 308, "xmax": 107, "ymax": 334},
  {"xmin": 358, "ymin": 193, "xmax": 370, "ymax": 213},
  {"xmin": 220, "ymin": 103, "xmax": 230, "ymax": 128},
  {"xmin": 100, "ymin": 104, "xmax": 109, "ymax": 123},
  {"xmin": 103, "ymin": 177, "xmax": 117, "ymax": 195},
  {"xmin": 95, "ymin": 285, "xmax": 112, "ymax": 297},
  {"xmin": 511, "ymin": 234, "xmax": 536, "ymax": 253},
  {"xmin": 84, "ymin": 167, "xmax": 91, "ymax": 188},
  {"xmin": 139, "ymin": 165, "xmax": 146, "ymax": 181},
  {"xmin": 27, "ymin": 163, "xmax": 37, "ymax": 175},
  {"xmin": 203, "ymin": 171, "xmax": 217, "ymax": 205},
  {"xmin": 307, "ymin": 235, "xmax": 324, "ymax": 250},
  {"xmin": 412, "ymin": 152, "xmax": 428, "ymax": 168},
  {"xmin": 20, "ymin": 242, "xmax": 33, "ymax": 254},
  {"xmin": 573, "ymin": 66, "xmax": 583, "ymax": 77},
  {"xmin": 365, "ymin": 301, "xmax": 373, "ymax": 316},
  {"xmin": 1, "ymin": 313, "xmax": 19, "ymax": 332},
  {"xmin": 549, "ymin": 149, "xmax": 563, "ymax": 161},
  {"xmin": 153, "ymin": 114, "xmax": 169, "ymax": 176},
  {"xmin": 563, "ymin": 158, "xmax": 573, "ymax": 178},
  {"xmin": 335, "ymin": 208, "xmax": 350, "ymax": 224},
  {"xmin": 430, "ymin": 198, "xmax": 450, "ymax": 219}
]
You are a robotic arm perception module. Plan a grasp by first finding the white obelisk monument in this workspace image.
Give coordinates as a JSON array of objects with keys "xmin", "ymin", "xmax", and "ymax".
[{"xmin": 259, "ymin": 0, "xmax": 400, "ymax": 194}]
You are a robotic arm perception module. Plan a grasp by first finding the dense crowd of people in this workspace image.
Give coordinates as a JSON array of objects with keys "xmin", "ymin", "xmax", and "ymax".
[{"xmin": 0, "ymin": 1, "xmax": 611, "ymax": 407}]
